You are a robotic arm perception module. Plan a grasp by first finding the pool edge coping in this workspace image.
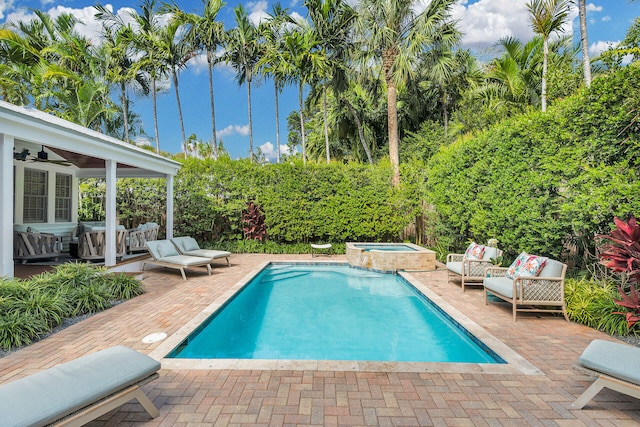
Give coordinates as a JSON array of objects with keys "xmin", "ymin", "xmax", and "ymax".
[{"xmin": 150, "ymin": 260, "xmax": 543, "ymax": 376}]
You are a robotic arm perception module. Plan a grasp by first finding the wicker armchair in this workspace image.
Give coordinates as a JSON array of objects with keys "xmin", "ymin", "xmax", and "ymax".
[
  {"xmin": 483, "ymin": 258, "xmax": 568, "ymax": 321},
  {"xmin": 446, "ymin": 245, "xmax": 501, "ymax": 292},
  {"xmin": 13, "ymin": 231, "xmax": 62, "ymax": 264}
]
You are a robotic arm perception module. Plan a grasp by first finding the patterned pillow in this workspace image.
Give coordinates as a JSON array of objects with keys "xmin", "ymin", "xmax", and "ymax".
[
  {"xmin": 506, "ymin": 252, "xmax": 529, "ymax": 279},
  {"xmin": 464, "ymin": 242, "xmax": 486, "ymax": 260},
  {"xmin": 517, "ymin": 255, "xmax": 548, "ymax": 277}
]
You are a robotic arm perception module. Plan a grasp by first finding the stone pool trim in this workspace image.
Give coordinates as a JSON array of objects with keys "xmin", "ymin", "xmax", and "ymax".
[
  {"xmin": 150, "ymin": 261, "xmax": 540, "ymax": 376},
  {"xmin": 346, "ymin": 242, "xmax": 436, "ymax": 272}
]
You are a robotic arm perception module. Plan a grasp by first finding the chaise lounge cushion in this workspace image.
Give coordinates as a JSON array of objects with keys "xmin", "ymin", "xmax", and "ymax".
[
  {"xmin": 578, "ymin": 339, "xmax": 640, "ymax": 386},
  {"xmin": 171, "ymin": 237, "xmax": 231, "ymax": 260},
  {"xmin": 0, "ymin": 346, "xmax": 160, "ymax": 427}
]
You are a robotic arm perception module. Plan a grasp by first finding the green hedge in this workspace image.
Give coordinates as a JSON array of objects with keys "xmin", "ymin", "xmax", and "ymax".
[
  {"xmin": 426, "ymin": 65, "xmax": 640, "ymax": 260},
  {"xmin": 105, "ymin": 159, "xmax": 427, "ymax": 245}
]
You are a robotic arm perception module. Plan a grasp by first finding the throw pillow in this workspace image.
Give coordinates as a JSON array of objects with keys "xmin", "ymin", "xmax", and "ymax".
[
  {"xmin": 516, "ymin": 255, "xmax": 548, "ymax": 277},
  {"xmin": 464, "ymin": 242, "xmax": 485, "ymax": 260},
  {"xmin": 182, "ymin": 237, "xmax": 200, "ymax": 252},
  {"xmin": 506, "ymin": 252, "xmax": 529, "ymax": 279},
  {"xmin": 157, "ymin": 241, "xmax": 176, "ymax": 258}
]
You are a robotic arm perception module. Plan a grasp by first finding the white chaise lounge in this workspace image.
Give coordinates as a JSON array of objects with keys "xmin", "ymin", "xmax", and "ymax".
[
  {"xmin": 143, "ymin": 239, "xmax": 213, "ymax": 280},
  {"xmin": 573, "ymin": 339, "xmax": 640, "ymax": 409},
  {"xmin": 171, "ymin": 236, "xmax": 231, "ymax": 267},
  {"xmin": 0, "ymin": 346, "xmax": 160, "ymax": 426}
]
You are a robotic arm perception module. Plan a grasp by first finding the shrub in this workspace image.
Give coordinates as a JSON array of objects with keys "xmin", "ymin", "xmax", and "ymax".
[
  {"xmin": 565, "ymin": 279, "xmax": 622, "ymax": 331},
  {"xmin": 103, "ymin": 273, "xmax": 144, "ymax": 300},
  {"xmin": 0, "ymin": 311, "xmax": 49, "ymax": 350}
]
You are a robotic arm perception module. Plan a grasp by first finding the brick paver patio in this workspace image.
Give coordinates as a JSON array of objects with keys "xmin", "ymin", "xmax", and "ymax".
[{"xmin": 2, "ymin": 254, "xmax": 639, "ymax": 426}]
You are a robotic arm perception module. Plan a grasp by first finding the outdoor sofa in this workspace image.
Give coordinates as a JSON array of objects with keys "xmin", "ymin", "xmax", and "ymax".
[
  {"xmin": 483, "ymin": 253, "xmax": 568, "ymax": 321},
  {"xmin": 13, "ymin": 225, "xmax": 62, "ymax": 264}
]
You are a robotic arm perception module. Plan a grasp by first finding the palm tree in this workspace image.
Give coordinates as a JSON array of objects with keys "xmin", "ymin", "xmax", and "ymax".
[
  {"xmin": 576, "ymin": 0, "xmax": 591, "ymax": 87},
  {"xmin": 526, "ymin": 0, "xmax": 571, "ymax": 112},
  {"xmin": 354, "ymin": 0, "xmax": 459, "ymax": 187},
  {"xmin": 279, "ymin": 26, "xmax": 327, "ymax": 164},
  {"xmin": 95, "ymin": 4, "xmax": 149, "ymax": 143},
  {"xmin": 128, "ymin": 0, "xmax": 168, "ymax": 153},
  {"xmin": 158, "ymin": 17, "xmax": 194, "ymax": 157},
  {"xmin": 258, "ymin": 3, "xmax": 290, "ymax": 164},
  {"xmin": 305, "ymin": 0, "xmax": 356, "ymax": 164},
  {"xmin": 168, "ymin": 0, "xmax": 225, "ymax": 159},
  {"xmin": 224, "ymin": 5, "xmax": 263, "ymax": 161}
]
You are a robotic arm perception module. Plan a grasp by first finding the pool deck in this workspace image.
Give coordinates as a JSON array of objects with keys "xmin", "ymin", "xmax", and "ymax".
[{"xmin": 2, "ymin": 254, "xmax": 639, "ymax": 426}]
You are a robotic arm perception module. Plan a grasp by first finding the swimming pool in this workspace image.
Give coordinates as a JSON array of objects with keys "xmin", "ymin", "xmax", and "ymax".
[{"xmin": 167, "ymin": 264, "xmax": 504, "ymax": 364}]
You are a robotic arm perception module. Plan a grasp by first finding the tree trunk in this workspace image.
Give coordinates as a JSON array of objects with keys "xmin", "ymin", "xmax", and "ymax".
[
  {"xmin": 299, "ymin": 81, "xmax": 306, "ymax": 165},
  {"xmin": 247, "ymin": 79, "xmax": 254, "ymax": 161},
  {"xmin": 323, "ymin": 80, "xmax": 330, "ymax": 164},
  {"xmin": 387, "ymin": 81, "xmax": 400, "ymax": 187},
  {"xmin": 173, "ymin": 69, "xmax": 187, "ymax": 157},
  {"xmin": 274, "ymin": 81, "xmax": 280, "ymax": 163},
  {"xmin": 342, "ymin": 97, "xmax": 373, "ymax": 165},
  {"xmin": 443, "ymin": 93, "xmax": 449, "ymax": 137},
  {"xmin": 578, "ymin": 0, "xmax": 591, "ymax": 87},
  {"xmin": 120, "ymin": 82, "xmax": 130, "ymax": 143},
  {"xmin": 542, "ymin": 37, "xmax": 548, "ymax": 112},
  {"xmin": 152, "ymin": 77, "xmax": 160, "ymax": 154},
  {"xmin": 208, "ymin": 52, "xmax": 219, "ymax": 159}
]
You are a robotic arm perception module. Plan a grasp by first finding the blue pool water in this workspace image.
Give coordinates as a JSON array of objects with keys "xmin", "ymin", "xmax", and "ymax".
[
  {"xmin": 354, "ymin": 244, "xmax": 417, "ymax": 252},
  {"xmin": 168, "ymin": 264, "xmax": 504, "ymax": 363}
]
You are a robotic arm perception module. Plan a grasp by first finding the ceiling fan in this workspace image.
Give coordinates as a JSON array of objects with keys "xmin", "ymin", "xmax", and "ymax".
[{"xmin": 13, "ymin": 146, "xmax": 72, "ymax": 166}]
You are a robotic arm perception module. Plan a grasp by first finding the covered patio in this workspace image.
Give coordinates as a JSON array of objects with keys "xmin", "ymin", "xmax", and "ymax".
[{"xmin": 0, "ymin": 100, "xmax": 181, "ymax": 278}]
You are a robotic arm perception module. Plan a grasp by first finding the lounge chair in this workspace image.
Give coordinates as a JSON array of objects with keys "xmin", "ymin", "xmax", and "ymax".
[
  {"xmin": 0, "ymin": 345, "xmax": 160, "ymax": 426},
  {"xmin": 170, "ymin": 236, "xmax": 231, "ymax": 267},
  {"xmin": 573, "ymin": 339, "xmax": 640, "ymax": 408},
  {"xmin": 446, "ymin": 242, "xmax": 502, "ymax": 292},
  {"xmin": 143, "ymin": 239, "xmax": 213, "ymax": 280},
  {"xmin": 483, "ymin": 253, "xmax": 568, "ymax": 321}
]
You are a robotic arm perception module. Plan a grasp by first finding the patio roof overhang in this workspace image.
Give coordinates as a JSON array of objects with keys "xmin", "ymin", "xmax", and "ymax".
[{"xmin": 0, "ymin": 100, "xmax": 182, "ymax": 278}]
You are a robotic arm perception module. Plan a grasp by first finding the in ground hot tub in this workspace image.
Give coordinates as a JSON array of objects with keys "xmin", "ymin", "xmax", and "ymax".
[{"xmin": 346, "ymin": 242, "xmax": 436, "ymax": 272}]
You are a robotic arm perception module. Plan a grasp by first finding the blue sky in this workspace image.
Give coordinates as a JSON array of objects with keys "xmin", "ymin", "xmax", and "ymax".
[{"xmin": 1, "ymin": 0, "xmax": 639, "ymax": 161}]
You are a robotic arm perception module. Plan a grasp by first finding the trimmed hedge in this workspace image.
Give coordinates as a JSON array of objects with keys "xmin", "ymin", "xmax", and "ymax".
[{"xmin": 426, "ymin": 65, "xmax": 640, "ymax": 260}]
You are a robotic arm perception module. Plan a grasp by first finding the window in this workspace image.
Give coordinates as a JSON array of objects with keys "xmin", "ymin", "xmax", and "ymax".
[
  {"xmin": 23, "ymin": 169, "xmax": 47, "ymax": 223},
  {"xmin": 55, "ymin": 173, "xmax": 72, "ymax": 222}
]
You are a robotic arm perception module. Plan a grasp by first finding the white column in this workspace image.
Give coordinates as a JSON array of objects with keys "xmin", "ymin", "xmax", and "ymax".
[
  {"xmin": 166, "ymin": 174, "xmax": 174, "ymax": 239},
  {"xmin": 0, "ymin": 134, "xmax": 15, "ymax": 278},
  {"xmin": 104, "ymin": 160, "xmax": 117, "ymax": 267}
]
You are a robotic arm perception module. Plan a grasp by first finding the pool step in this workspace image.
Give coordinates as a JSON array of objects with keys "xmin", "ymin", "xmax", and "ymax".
[{"xmin": 261, "ymin": 271, "xmax": 310, "ymax": 283}]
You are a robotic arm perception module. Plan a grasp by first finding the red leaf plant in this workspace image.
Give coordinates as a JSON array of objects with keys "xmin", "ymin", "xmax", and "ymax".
[
  {"xmin": 242, "ymin": 201, "xmax": 266, "ymax": 241},
  {"xmin": 598, "ymin": 216, "xmax": 640, "ymax": 329}
]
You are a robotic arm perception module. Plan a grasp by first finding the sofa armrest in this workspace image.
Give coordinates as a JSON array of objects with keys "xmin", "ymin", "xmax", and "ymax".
[
  {"xmin": 447, "ymin": 253, "xmax": 464, "ymax": 263},
  {"xmin": 484, "ymin": 266, "xmax": 508, "ymax": 278}
]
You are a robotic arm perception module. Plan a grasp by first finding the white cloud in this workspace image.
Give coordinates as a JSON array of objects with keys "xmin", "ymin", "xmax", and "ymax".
[
  {"xmin": 258, "ymin": 141, "xmax": 296, "ymax": 162},
  {"xmin": 218, "ymin": 124, "xmax": 250, "ymax": 138},
  {"xmin": 453, "ymin": 0, "xmax": 577, "ymax": 50},
  {"xmin": 589, "ymin": 40, "xmax": 618, "ymax": 57},
  {"xmin": 601, "ymin": 16, "xmax": 611, "ymax": 22},
  {"xmin": 247, "ymin": 1, "xmax": 269, "ymax": 25},
  {"xmin": 0, "ymin": 0, "xmax": 14, "ymax": 20},
  {"xmin": 586, "ymin": 3, "xmax": 603, "ymax": 13}
]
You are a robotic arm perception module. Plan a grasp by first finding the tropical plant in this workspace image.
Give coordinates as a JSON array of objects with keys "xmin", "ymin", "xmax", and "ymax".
[
  {"xmin": 243, "ymin": 201, "xmax": 267, "ymax": 241},
  {"xmin": 354, "ymin": 0, "xmax": 459, "ymax": 186},
  {"xmin": 526, "ymin": 0, "xmax": 571, "ymax": 112},
  {"xmin": 305, "ymin": 0, "xmax": 356, "ymax": 163},
  {"xmin": 170, "ymin": 0, "xmax": 226, "ymax": 159},
  {"xmin": 224, "ymin": 5, "xmax": 263, "ymax": 160},
  {"xmin": 597, "ymin": 217, "xmax": 640, "ymax": 285}
]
